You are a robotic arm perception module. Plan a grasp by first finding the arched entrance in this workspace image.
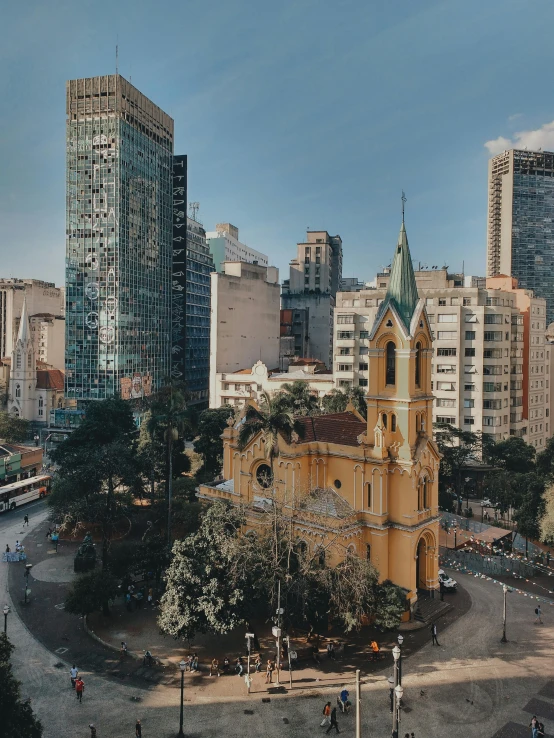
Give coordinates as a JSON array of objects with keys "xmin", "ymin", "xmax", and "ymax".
[{"xmin": 415, "ymin": 530, "xmax": 437, "ymax": 592}]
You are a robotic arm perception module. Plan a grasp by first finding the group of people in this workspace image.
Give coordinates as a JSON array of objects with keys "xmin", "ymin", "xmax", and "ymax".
[
  {"xmin": 69, "ymin": 665, "xmax": 85, "ymax": 702},
  {"xmin": 530, "ymin": 716, "xmax": 545, "ymax": 737},
  {"xmin": 124, "ymin": 584, "xmax": 155, "ymax": 612}
]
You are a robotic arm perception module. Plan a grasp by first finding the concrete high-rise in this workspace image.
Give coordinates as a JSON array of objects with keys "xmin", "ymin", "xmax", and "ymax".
[
  {"xmin": 65, "ymin": 75, "xmax": 173, "ymax": 401},
  {"xmin": 206, "ymin": 223, "xmax": 268, "ymax": 272},
  {"xmin": 281, "ymin": 230, "xmax": 343, "ymax": 367},
  {"xmin": 486, "ymin": 149, "xmax": 554, "ymax": 323}
]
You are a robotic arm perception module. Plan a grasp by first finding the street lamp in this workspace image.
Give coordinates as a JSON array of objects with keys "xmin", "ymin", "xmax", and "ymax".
[
  {"xmin": 392, "ymin": 646, "xmax": 401, "ymax": 737},
  {"xmin": 392, "ymin": 684, "xmax": 404, "ymax": 738},
  {"xmin": 501, "ymin": 585, "xmax": 511, "ymax": 643},
  {"xmin": 178, "ymin": 659, "xmax": 186, "ymax": 738},
  {"xmin": 3, "ymin": 605, "xmax": 9, "ymax": 634},
  {"xmin": 397, "ymin": 635, "xmax": 404, "ymax": 686},
  {"xmin": 23, "ymin": 564, "xmax": 32, "ymax": 605},
  {"xmin": 245, "ymin": 632, "xmax": 254, "ymax": 693}
]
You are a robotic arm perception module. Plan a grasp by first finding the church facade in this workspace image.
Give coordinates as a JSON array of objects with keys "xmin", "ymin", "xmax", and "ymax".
[{"xmin": 199, "ymin": 222, "xmax": 441, "ymax": 610}]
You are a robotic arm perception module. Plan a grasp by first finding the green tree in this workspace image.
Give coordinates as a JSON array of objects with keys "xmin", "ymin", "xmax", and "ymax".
[
  {"xmin": 0, "ymin": 634, "xmax": 42, "ymax": 738},
  {"xmin": 0, "ymin": 412, "xmax": 30, "ymax": 443},
  {"xmin": 65, "ymin": 570, "xmax": 120, "ymax": 616},
  {"xmin": 276, "ymin": 381, "xmax": 321, "ymax": 416},
  {"xmin": 321, "ymin": 386, "xmax": 367, "ymax": 418},
  {"xmin": 514, "ymin": 473, "xmax": 546, "ymax": 548},
  {"xmin": 158, "ymin": 502, "xmax": 248, "ymax": 640},
  {"xmin": 435, "ymin": 424, "xmax": 483, "ymax": 513},
  {"xmin": 194, "ymin": 406, "xmax": 235, "ymax": 476},
  {"xmin": 536, "ymin": 436, "xmax": 554, "ymax": 480},
  {"xmin": 539, "ymin": 483, "xmax": 554, "ymax": 544},
  {"xmin": 238, "ymin": 391, "xmax": 301, "ymax": 476},
  {"xmin": 374, "ymin": 580, "xmax": 406, "ymax": 630},
  {"xmin": 487, "ymin": 436, "xmax": 536, "ymax": 473},
  {"xmin": 49, "ymin": 398, "xmax": 140, "ymax": 574}
]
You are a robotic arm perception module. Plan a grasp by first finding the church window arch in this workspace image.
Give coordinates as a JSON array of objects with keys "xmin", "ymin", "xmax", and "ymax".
[
  {"xmin": 415, "ymin": 341, "xmax": 422, "ymax": 387},
  {"xmin": 15, "ymin": 384, "xmax": 21, "ymax": 399},
  {"xmin": 38, "ymin": 396, "xmax": 44, "ymax": 408},
  {"xmin": 385, "ymin": 341, "xmax": 396, "ymax": 385},
  {"xmin": 366, "ymin": 544, "xmax": 371, "ymax": 561},
  {"xmin": 391, "ymin": 414, "xmax": 397, "ymax": 432},
  {"xmin": 366, "ymin": 482, "xmax": 371, "ymax": 508},
  {"xmin": 382, "ymin": 413, "xmax": 387, "ymax": 429}
]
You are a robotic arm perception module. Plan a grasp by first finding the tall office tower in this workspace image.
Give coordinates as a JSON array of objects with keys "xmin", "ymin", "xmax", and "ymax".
[
  {"xmin": 65, "ymin": 75, "xmax": 174, "ymax": 401},
  {"xmin": 487, "ymin": 149, "xmax": 554, "ymax": 323},
  {"xmin": 281, "ymin": 230, "xmax": 343, "ymax": 367}
]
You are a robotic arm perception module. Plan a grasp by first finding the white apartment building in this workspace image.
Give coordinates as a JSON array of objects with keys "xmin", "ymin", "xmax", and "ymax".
[
  {"xmin": 0, "ymin": 279, "xmax": 64, "ymax": 359},
  {"xmin": 209, "ymin": 262, "xmax": 280, "ymax": 406},
  {"xmin": 206, "ymin": 223, "xmax": 268, "ymax": 272},
  {"xmin": 29, "ymin": 314, "xmax": 65, "ymax": 370},
  {"xmin": 211, "ymin": 359, "xmax": 335, "ymax": 409},
  {"xmin": 334, "ymin": 269, "xmax": 550, "ymax": 448}
]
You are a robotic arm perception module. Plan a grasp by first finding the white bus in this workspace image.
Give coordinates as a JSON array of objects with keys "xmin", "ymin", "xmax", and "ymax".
[{"xmin": 0, "ymin": 475, "xmax": 52, "ymax": 513}]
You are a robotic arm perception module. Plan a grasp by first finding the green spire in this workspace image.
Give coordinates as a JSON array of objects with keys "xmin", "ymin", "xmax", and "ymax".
[{"xmin": 385, "ymin": 221, "xmax": 419, "ymax": 330}]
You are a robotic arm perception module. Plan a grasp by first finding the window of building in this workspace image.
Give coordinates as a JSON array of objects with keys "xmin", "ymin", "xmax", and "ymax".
[
  {"xmin": 415, "ymin": 341, "xmax": 422, "ymax": 387},
  {"xmin": 483, "ymin": 399, "xmax": 502, "ymax": 409},
  {"xmin": 38, "ymin": 396, "xmax": 43, "ymax": 408},
  {"xmin": 484, "ymin": 348, "xmax": 502, "ymax": 358},
  {"xmin": 359, "ymin": 346, "xmax": 369, "ymax": 355},
  {"xmin": 337, "ymin": 315, "xmax": 354, "ymax": 324},
  {"xmin": 437, "ymin": 398, "xmax": 456, "ymax": 407},
  {"xmin": 382, "ymin": 413, "xmax": 387, "ymax": 428},
  {"xmin": 437, "ymin": 416, "xmax": 456, "ymax": 424},
  {"xmin": 391, "ymin": 414, "xmax": 397, "ymax": 432},
  {"xmin": 339, "ymin": 348, "xmax": 352, "ymax": 355},
  {"xmin": 359, "ymin": 363, "xmax": 368, "ymax": 371},
  {"xmin": 438, "ymin": 314, "xmax": 457, "ymax": 323},
  {"xmin": 359, "ymin": 378, "xmax": 368, "ymax": 387},
  {"xmin": 465, "ymin": 331, "xmax": 476, "ymax": 340},
  {"xmin": 337, "ymin": 364, "xmax": 351, "ymax": 372},
  {"xmin": 366, "ymin": 544, "xmax": 371, "ymax": 561},
  {"xmin": 437, "ymin": 364, "xmax": 456, "ymax": 373},
  {"xmin": 484, "ymin": 331, "xmax": 502, "ymax": 341},
  {"xmin": 15, "ymin": 384, "xmax": 21, "ymax": 398},
  {"xmin": 438, "ymin": 299, "xmax": 447, "ymax": 306},
  {"xmin": 359, "ymin": 331, "xmax": 369, "ymax": 339},
  {"xmin": 437, "ymin": 382, "xmax": 456, "ymax": 391},
  {"xmin": 464, "ymin": 399, "xmax": 474, "ymax": 408},
  {"xmin": 437, "ymin": 348, "xmax": 457, "ymax": 356},
  {"xmin": 337, "ymin": 331, "xmax": 354, "ymax": 339},
  {"xmin": 386, "ymin": 342, "xmax": 396, "ymax": 385},
  {"xmin": 484, "ymin": 314, "xmax": 502, "ymax": 324},
  {"xmin": 465, "ymin": 314, "xmax": 478, "ymax": 323},
  {"xmin": 484, "ymin": 365, "xmax": 501, "ymax": 375},
  {"xmin": 464, "ymin": 365, "xmax": 477, "ymax": 374},
  {"xmin": 463, "ymin": 297, "xmax": 472, "ymax": 306},
  {"xmin": 16, "ymin": 353, "xmax": 21, "ymax": 369},
  {"xmin": 437, "ymin": 331, "xmax": 457, "ymax": 340},
  {"xmin": 465, "ymin": 348, "xmax": 476, "ymax": 357},
  {"xmin": 464, "ymin": 383, "xmax": 475, "ymax": 391},
  {"xmin": 464, "ymin": 417, "xmax": 475, "ymax": 425}
]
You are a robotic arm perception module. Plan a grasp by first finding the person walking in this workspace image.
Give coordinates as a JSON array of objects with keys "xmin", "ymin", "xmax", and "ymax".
[
  {"xmin": 320, "ymin": 701, "xmax": 331, "ymax": 727},
  {"xmin": 327, "ymin": 641, "xmax": 335, "ymax": 660},
  {"xmin": 265, "ymin": 659, "xmax": 274, "ymax": 684},
  {"xmin": 23, "ymin": 514, "xmax": 29, "ymax": 526},
  {"xmin": 89, "ymin": 724, "xmax": 96, "ymax": 738},
  {"xmin": 191, "ymin": 653, "xmax": 199, "ymax": 672},
  {"xmin": 254, "ymin": 655, "xmax": 261, "ymax": 673},
  {"xmin": 135, "ymin": 719, "xmax": 142, "ymax": 737},
  {"xmin": 339, "ymin": 688, "xmax": 350, "ymax": 714},
  {"xmin": 147, "ymin": 587, "xmax": 153, "ymax": 606},
  {"xmin": 235, "ymin": 656, "xmax": 244, "ymax": 676},
  {"xmin": 210, "ymin": 658, "xmax": 220, "ymax": 677},
  {"xmin": 326, "ymin": 707, "xmax": 340, "ymax": 734},
  {"xmin": 534, "ymin": 605, "xmax": 543, "ymax": 624},
  {"xmin": 5, "ymin": 544, "xmax": 9, "ymax": 553},
  {"xmin": 70, "ymin": 664, "xmax": 78, "ymax": 688},
  {"xmin": 75, "ymin": 677, "xmax": 85, "ymax": 702},
  {"xmin": 431, "ymin": 623, "xmax": 440, "ymax": 646}
]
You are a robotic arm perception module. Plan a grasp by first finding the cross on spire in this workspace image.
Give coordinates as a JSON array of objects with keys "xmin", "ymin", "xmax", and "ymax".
[{"xmin": 401, "ymin": 191, "xmax": 407, "ymax": 223}]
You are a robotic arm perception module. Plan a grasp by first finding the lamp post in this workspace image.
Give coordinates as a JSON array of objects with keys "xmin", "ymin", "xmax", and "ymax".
[
  {"xmin": 501, "ymin": 585, "xmax": 507, "ymax": 643},
  {"xmin": 355, "ymin": 668, "xmax": 361, "ymax": 738},
  {"xmin": 392, "ymin": 684, "xmax": 404, "ymax": 738},
  {"xmin": 397, "ymin": 635, "xmax": 404, "ymax": 687},
  {"xmin": 392, "ymin": 645, "xmax": 400, "ymax": 736},
  {"xmin": 178, "ymin": 659, "xmax": 186, "ymax": 738},
  {"xmin": 285, "ymin": 635, "xmax": 292, "ymax": 689},
  {"xmin": 245, "ymin": 632, "xmax": 254, "ymax": 693},
  {"xmin": 3, "ymin": 605, "xmax": 9, "ymax": 634},
  {"xmin": 23, "ymin": 564, "xmax": 32, "ymax": 605}
]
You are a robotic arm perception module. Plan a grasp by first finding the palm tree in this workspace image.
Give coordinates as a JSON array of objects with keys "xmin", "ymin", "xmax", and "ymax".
[
  {"xmin": 147, "ymin": 381, "xmax": 190, "ymax": 549},
  {"xmin": 237, "ymin": 391, "xmax": 302, "ymax": 477},
  {"xmin": 277, "ymin": 380, "xmax": 321, "ymax": 417}
]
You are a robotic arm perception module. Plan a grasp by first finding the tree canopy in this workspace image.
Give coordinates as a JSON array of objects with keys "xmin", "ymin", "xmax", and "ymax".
[
  {"xmin": 193, "ymin": 406, "xmax": 235, "ymax": 476},
  {"xmin": 321, "ymin": 386, "xmax": 367, "ymax": 418},
  {"xmin": 0, "ymin": 634, "xmax": 42, "ymax": 738},
  {"xmin": 0, "ymin": 412, "xmax": 30, "ymax": 443}
]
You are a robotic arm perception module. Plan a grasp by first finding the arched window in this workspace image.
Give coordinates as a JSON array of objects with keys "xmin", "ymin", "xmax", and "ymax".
[
  {"xmin": 391, "ymin": 414, "xmax": 397, "ymax": 432},
  {"xmin": 416, "ymin": 414, "xmax": 420, "ymax": 433},
  {"xmin": 423, "ymin": 479, "xmax": 430, "ymax": 509},
  {"xmin": 385, "ymin": 341, "xmax": 396, "ymax": 385},
  {"xmin": 382, "ymin": 413, "xmax": 387, "ymax": 429},
  {"xmin": 418, "ymin": 481, "xmax": 424, "ymax": 510},
  {"xmin": 366, "ymin": 544, "xmax": 371, "ymax": 562},
  {"xmin": 415, "ymin": 341, "xmax": 422, "ymax": 387},
  {"xmin": 366, "ymin": 482, "xmax": 371, "ymax": 508},
  {"xmin": 38, "ymin": 396, "xmax": 44, "ymax": 408},
  {"xmin": 15, "ymin": 384, "xmax": 21, "ymax": 399}
]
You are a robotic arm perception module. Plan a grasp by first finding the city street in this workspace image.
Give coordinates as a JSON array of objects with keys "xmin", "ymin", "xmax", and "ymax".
[{"xmin": 1, "ymin": 512, "xmax": 554, "ymax": 737}]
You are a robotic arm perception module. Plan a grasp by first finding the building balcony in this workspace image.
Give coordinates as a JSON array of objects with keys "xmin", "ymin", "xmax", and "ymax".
[{"xmin": 335, "ymin": 338, "xmax": 356, "ymax": 348}]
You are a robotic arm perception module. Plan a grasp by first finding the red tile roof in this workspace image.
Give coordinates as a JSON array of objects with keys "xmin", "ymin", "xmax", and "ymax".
[
  {"xmin": 36, "ymin": 369, "xmax": 64, "ymax": 390},
  {"xmin": 295, "ymin": 412, "xmax": 366, "ymax": 447}
]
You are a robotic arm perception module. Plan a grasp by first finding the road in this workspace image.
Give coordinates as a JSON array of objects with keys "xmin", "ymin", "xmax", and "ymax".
[
  {"xmin": 0, "ymin": 497, "xmax": 47, "ymax": 537},
  {"xmin": 3, "ymin": 511, "xmax": 554, "ymax": 738}
]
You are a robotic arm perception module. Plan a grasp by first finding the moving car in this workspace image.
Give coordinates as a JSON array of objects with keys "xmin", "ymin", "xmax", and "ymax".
[{"xmin": 438, "ymin": 569, "xmax": 457, "ymax": 591}]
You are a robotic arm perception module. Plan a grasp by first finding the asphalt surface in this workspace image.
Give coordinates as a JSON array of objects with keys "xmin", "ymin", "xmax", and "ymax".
[{"xmin": 3, "ymin": 511, "xmax": 554, "ymax": 738}]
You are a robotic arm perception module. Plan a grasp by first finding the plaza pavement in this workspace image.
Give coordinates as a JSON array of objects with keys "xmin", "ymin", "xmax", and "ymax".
[{"xmin": 3, "ymin": 511, "xmax": 554, "ymax": 737}]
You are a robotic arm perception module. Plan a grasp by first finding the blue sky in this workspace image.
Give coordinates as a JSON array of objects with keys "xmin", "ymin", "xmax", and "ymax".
[{"xmin": 2, "ymin": 0, "xmax": 554, "ymax": 285}]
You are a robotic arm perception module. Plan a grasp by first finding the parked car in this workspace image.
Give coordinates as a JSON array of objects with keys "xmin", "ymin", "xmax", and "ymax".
[
  {"xmin": 438, "ymin": 569, "xmax": 457, "ymax": 591},
  {"xmin": 481, "ymin": 498, "xmax": 501, "ymax": 508}
]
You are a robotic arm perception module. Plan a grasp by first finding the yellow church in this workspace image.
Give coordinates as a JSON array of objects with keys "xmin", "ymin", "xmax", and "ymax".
[{"xmin": 199, "ymin": 221, "xmax": 440, "ymax": 612}]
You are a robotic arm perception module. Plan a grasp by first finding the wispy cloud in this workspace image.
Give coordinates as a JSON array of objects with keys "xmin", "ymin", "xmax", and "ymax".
[
  {"xmin": 485, "ymin": 120, "xmax": 554, "ymax": 156},
  {"xmin": 508, "ymin": 113, "xmax": 523, "ymax": 122}
]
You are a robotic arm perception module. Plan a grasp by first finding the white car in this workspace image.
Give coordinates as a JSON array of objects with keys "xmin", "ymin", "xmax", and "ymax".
[{"xmin": 438, "ymin": 569, "xmax": 457, "ymax": 591}]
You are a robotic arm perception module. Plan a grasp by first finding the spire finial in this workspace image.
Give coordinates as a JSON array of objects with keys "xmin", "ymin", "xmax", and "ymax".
[{"xmin": 401, "ymin": 191, "xmax": 407, "ymax": 224}]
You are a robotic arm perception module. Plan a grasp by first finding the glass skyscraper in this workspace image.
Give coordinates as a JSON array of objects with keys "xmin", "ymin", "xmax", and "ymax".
[
  {"xmin": 487, "ymin": 149, "xmax": 554, "ymax": 323},
  {"xmin": 65, "ymin": 75, "xmax": 174, "ymax": 401},
  {"xmin": 185, "ymin": 215, "xmax": 214, "ymax": 407}
]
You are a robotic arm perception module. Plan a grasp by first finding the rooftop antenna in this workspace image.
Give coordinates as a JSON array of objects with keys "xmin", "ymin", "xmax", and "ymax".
[
  {"xmin": 189, "ymin": 202, "xmax": 200, "ymax": 221},
  {"xmin": 401, "ymin": 190, "xmax": 407, "ymax": 223}
]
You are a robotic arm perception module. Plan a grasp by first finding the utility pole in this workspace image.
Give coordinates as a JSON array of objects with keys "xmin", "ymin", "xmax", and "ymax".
[
  {"xmin": 355, "ymin": 668, "xmax": 361, "ymax": 738},
  {"xmin": 276, "ymin": 580, "xmax": 282, "ymax": 686}
]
